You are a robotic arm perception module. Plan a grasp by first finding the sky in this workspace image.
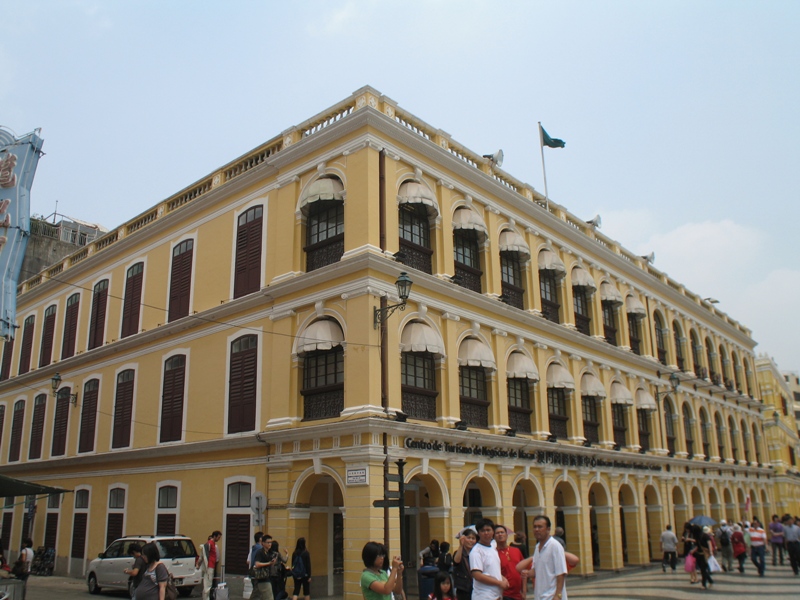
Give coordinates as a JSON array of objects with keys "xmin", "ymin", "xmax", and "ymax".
[{"xmin": 2, "ymin": 0, "xmax": 798, "ymax": 372}]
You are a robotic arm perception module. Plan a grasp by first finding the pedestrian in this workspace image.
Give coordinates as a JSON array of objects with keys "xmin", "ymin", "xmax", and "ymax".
[
  {"xmin": 436, "ymin": 542, "xmax": 453, "ymax": 572},
  {"xmin": 510, "ymin": 532, "xmax": 528, "ymax": 560},
  {"xmin": 768, "ymin": 514, "xmax": 785, "ymax": 566},
  {"xmin": 419, "ymin": 540, "xmax": 441, "ymax": 568},
  {"xmin": 715, "ymin": 520, "xmax": 733, "ymax": 573},
  {"xmin": 695, "ymin": 526, "xmax": 714, "ymax": 590},
  {"xmin": 453, "ymin": 527, "xmax": 477, "ymax": 600},
  {"xmin": 494, "ymin": 525, "xmax": 524, "ymax": 600},
  {"xmin": 201, "ymin": 531, "xmax": 222, "ymax": 600},
  {"xmin": 360, "ymin": 542, "xmax": 403, "ymax": 600},
  {"xmin": 123, "ymin": 543, "xmax": 146, "ymax": 598},
  {"xmin": 782, "ymin": 515, "xmax": 800, "ymax": 575},
  {"xmin": 290, "ymin": 537, "xmax": 311, "ymax": 600},
  {"xmin": 749, "ymin": 518, "xmax": 767, "ymax": 577},
  {"xmin": 269, "ymin": 540, "xmax": 289, "ymax": 600},
  {"xmin": 429, "ymin": 570, "xmax": 456, "ymax": 600},
  {"xmin": 135, "ymin": 542, "xmax": 169, "ymax": 600},
  {"xmin": 552, "ymin": 528, "xmax": 566, "ymax": 550},
  {"xmin": 682, "ymin": 529, "xmax": 698, "ymax": 585},
  {"xmin": 731, "ymin": 524, "xmax": 747, "ymax": 573},
  {"xmin": 252, "ymin": 533, "xmax": 277, "ymax": 600},
  {"xmin": 529, "ymin": 515, "xmax": 567, "ymax": 600},
  {"xmin": 660, "ymin": 524, "xmax": 678, "ymax": 573},
  {"xmin": 16, "ymin": 538, "xmax": 34, "ymax": 600},
  {"xmin": 470, "ymin": 518, "xmax": 508, "ymax": 600},
  {"xmin": 248, "ymin": 533, "xmax": 265, "ymax": 597},
  {"xmin": 0, "ymin": 547, "xmax": 9, "ymax": 579}
]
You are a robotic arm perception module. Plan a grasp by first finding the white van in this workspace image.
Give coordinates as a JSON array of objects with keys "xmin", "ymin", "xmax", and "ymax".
[{"xmin": 86, "ymin": 535, "xmax": 202, "ymax": 597}]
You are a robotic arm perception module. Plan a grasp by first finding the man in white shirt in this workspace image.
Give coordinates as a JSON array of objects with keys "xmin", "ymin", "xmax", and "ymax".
[
  {"xmin": 20, "ymin": 537, "xmax": 34, "ymax": 600},
  {"xmin": 470, "ymin": 518, "xmax": 508, "ymax": 600},
  {"xmin": 531, "ymin": 516, "xmax": 567, "ymax": 600}
]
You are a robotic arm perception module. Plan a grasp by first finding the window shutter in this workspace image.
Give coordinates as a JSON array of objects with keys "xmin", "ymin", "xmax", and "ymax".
[
  {"xmin": 51, "ymin": 389, "xmax": 71, "ymax": 456},
  {"xmin": 71, "ymin": 513, "xmax": 87, "ymax": 559},
  {"xmin": 1, "ymin": 513, "xmax": 12, "ymax": 557},
  {"xmin": 112, "ymin": 371, "xmax": 135, "ymax": 448},
  {"xmin": 88, "ymin": 282, "xmax": 109, "ymax": 350},
  {"xmin": 224, "ymin": 514, "xmax": 251, "ymax": 575},
  {"xmin": 0, "ymin": 337, "xmax": 13, "ymax": 381},
  {"xmin": 18, "ymin": 316, "xmax": 34, "ymax": 375},
  {"xmin": 39, "ymin": 306, "xmax": 57, "ymax": 367},
  {"xmin": 44, "ymin": 513, "xmax": 59, "ymax": 550},
  {"xmin": 156, "ymin": 514, "xmax": 176, "ymax": 536},
  {"xmin": 121, "ymin": 264, "xmax": 143, "ymax": 338},
  {"xmin": 79, "ymin": 380, "xmax": 99, "ymax": 453},
  {"xmin": 106, "ymin": 513, "xmax": 124, "ymax": 548},
  {"xmin": 29, "ymin": 395, "xmax": 47, "ymax": 460},
  {"xmin": 169, "ymin": 241, "xmax": 193, "ymax": 322},
  {"xmin": 160, "ymin": 356, "xmax": 185, "ymax": 443},
  {"xmin": 62, "ymin": 295, "xmax": 80, "ymax": 360},
  {"xmin": 9, "ymin": 400, "xmax": 24, "ymax": 462},
  {"xmin": 234, "ymin": 208, "xmax": 262, "ymax": 299},
  {"xmin": 228, "ymin": 337, "xmax": 257, "ymax": 434}
]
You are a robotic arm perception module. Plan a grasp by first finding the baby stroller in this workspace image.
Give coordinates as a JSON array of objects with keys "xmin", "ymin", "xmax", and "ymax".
[{"xmin": 29, "ymin": 547, "xmax": 47, "ymax": 575}]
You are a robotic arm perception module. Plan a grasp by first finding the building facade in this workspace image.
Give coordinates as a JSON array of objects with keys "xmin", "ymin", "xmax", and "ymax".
[{"xmin": 0, "ymin": 86, "xmax": 796, "ymax": 597}]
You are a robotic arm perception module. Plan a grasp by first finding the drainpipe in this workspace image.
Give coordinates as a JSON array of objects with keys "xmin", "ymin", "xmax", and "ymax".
[{"xmin": 379, "ymin": 149, "xmax": 390, "ymax": 548}]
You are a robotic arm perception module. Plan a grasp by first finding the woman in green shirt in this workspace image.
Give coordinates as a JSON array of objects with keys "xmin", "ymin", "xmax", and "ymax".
[{"xmin": 360, "ymin": 542, "xmax": 404, "ymax": 600}]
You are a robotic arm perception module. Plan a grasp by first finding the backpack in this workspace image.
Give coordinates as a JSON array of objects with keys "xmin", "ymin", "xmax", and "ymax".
[
  {"xmin": 291, "ymin": 554, "xmax": 306, "ymax": 579},
  {"xmin": 437, "ymin": 552, "xmax": 453, "ymax": 572},
  {"xmin": 719, "ymin": 528, "xmax": 730, "ymax": 548}
]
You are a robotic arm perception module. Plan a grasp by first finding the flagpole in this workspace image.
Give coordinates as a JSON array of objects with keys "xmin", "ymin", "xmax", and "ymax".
[{"xmin": 538, "ymin": 122, "xmax": 549, "ymax": 212}]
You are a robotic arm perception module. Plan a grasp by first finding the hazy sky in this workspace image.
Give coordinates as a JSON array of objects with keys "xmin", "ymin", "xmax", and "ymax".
[{"xmin": 2, "ymin": 1, "xmax": 798, "ymax": 372}]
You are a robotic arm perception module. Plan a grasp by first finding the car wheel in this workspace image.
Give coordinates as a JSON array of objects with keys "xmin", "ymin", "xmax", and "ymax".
[
  {"xmin": 88, "ymin": 573, "xmax": 101, "ymax": 595},
  {"xmin": 178, "ymin": 587, "xmax": 194, "ymax": 597}
]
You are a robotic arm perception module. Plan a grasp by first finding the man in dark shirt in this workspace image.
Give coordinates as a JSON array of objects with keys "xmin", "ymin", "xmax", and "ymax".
[
  {"xmin": 252, "ymin": 534, "xmax": 277, "ymax": 600},
  {"xmin": 124, "ymin": 543, "xmax": 146, "ymax": 598}
]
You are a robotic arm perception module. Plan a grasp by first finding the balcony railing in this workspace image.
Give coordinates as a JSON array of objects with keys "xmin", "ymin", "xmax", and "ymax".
[
  {"xmin": 501, "ymin": 282, "xmax": 525, "ymax": 310},
  {"xmin": 584, "ymin": 421, "xmax": 600, "ymax": 444},
  {"xmin": 509, "ymin": 406, "xmax": 532, "ymax": 434},
  {"xmin": 575, "ymin": 314, "xmax": 591, "ymax": 336},
  {"xmin": 302, "ymin": 387, "xmax": 344, "ymax": 421},
  {"xmin": 305, "ymin": 236, "xmax": 344, "ymax": 272},
  {"xmin": 541, "ymin": 299, "xmax": 560, "ymax": 324},
  {"xmin": 454, "ymin": 263, "xmax": 482, "ymax": 294},
  {"xmin": 613, "ymin": 426, "xmax": 627, "ymax": 448},
  {"xmin": 402, "ymin": 388, "xmax": 437, "ymax": 421},
  {"xmin": 604, "ymin": 325, "xmax": 617, "ymax": 346},
  {"xmin": 398, "ymin": 240, "xmax": 433, "ymax": 275},
  {"xmin": 549, "ymin": 414, "xmax": 568, "ymax": 439},
  {"xmin": 639, "ymin": 431, "xmax": 650, "ymax": 452},
  {"xmin": 460, "ymin": 398, "xmax": 489, "ymax": 428}
]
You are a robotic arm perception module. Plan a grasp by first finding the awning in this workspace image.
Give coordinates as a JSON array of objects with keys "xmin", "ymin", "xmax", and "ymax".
[
  {"xmin": 506, "ymin": 352, "xmax": 539, "ymax": 381},
  {"xmin": 610, "ymin": 381, "xmax": 634, "ymax": 405},
  {"xmin": 299, "ymin": 177, "xmax": 345, "ymax": 214},
  {"xmin": 452, "ymin": 208, "xmax": 488, "ymax": 237},
  {"xmin": 398, "ymin": 181, "xmax": 439, "ymax": 218},
  {"xmin": 546, "ymin": 362, "xmax": 575, "ymax": 389},
  {"xmin": 400, "ymin": 321, "xmax": 445, "ymax": 356},
  {"xmin": 581, "ymin": 372, "xmax": 607, "ymax": 397},
  {"xmin": 499, "ymin": 230, "xmax": 531, "ymax": 261},
  {"xmin": 537, "ymin": 249, "xmax": 566, "ymax": 278},
  {"xmin": 571, "ymin": 266, "xmax": 597, "ymax": 292},
  {"xmin": 297, "ymin": 319, "xmax": 344, "ymax": 355},
  {"xmin": 0, "ymin": 473, "xmax": 71, "ymax": 498},
  {"xmin": 458, "ymin": 338, "xmax": 496, "ymax": 370},
  {"xmin": 600, "ymin": 281, "xmax": 624, "ymax": 306},
  {"xmin": 626, "ymin": 295, "xmax": 647, "ymax": 316},
  {"xmin": 635, "ymin": 388, "xmax": 658, "ymax": 411}
]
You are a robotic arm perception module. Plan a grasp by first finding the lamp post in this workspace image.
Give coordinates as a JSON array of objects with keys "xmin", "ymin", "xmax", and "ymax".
[
  {"xmin": 654, "ymin": 371, "xmax": 680, "ymax": 454},
  {"xmin": 51, "ymin": 372, "xmax": 79, "ymax": 406},
  {"xmin": 374, "ymin": 272, "xmax": 413, "ymax": 328}
]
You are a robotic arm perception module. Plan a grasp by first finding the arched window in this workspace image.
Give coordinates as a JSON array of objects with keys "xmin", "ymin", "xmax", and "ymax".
[
  {"xmin": 664, "ymin": 400, "xmax": 676, "ymax": 455},
  {"xmin": 161, "ymin": 355, "xmax": 186, "ymax": 442},
  {"xmin": 398, "ymin": 181, "xmax": 437, "ymax": 275},
  {"xmin": 79, "ymin": 379, "xmax": 100, "ymax": 453},
  {"xmin": 234, "ymin": 205, "xmax": 263, "ymax": 298},
  {"xmin": 499, "ymin": 230, "xmax": 531, "ymax": 310},
  {"xmin": 400, "ymin": 322, "xmax": 443, "ymax": 421},
  {"xmin": 673, "ymin": 321, "xmax": 685, "ymax": 371},
  {"xmin": 637, "ymin": 408, "xmax": 651, "ymax": 452},
  {"xmin": 39, "ymin": 304, "xmax": 57, "ymax": 367},
  {"xmin": 453, "ymin": 208, "xmax": 487, "ymax": 294},
  {"xmin": 228, "ymin": 336, "xmax": 258, "ymax": 433},
  {"xmin": 600, "ymin": 282, "xmax": 623, "ymax": 346},
  {"xmin": 106, "ymin": 487, "xmax": 126, "ymax": 547},
  {"xmin": 51, "ymin": 387, "xmax": 71, "ymax": 456},
  {"xmin": 88, "ymin": 280, "xmax": 109, "ymax": 350},
  {"xmin": 18, "ymin": 315, "xmax": 35, "ymax": 375},
  {"xmin": 743, "ymin": 358, "xmax": 755, "ymax": 396},
  {"xmin": 690, "ymin": 330, "xmax": 703, "ymax": 377},
  {"xmin": 538, "ymin": 249, "xmax": 566, "ymax": 324},
  {"xmin": 303, "ymin": 177, "xmax": 345, "ymax": 272},
  {"xmin": 752, "ymin": 423, "xmax": 762, "ymax": 465},
  {"xmin": 654, "ymin": 312, "xmax": 667, "ymax": 366},
  {"xmin": 121, "ymin": 262, "xmax": 144, "ymax": 338},
  {"xmin": 507, "ymin": 352, "xmax": 539, "ymax": 435},
  {"xmin": 458, "ymin": 338, "xmax": 495, "ymax": 428},
  {"xmin": 705, "ymin": 338, "xmax": 718, "ymax": 384},
  {"xmin": 156, "ymin": 485, "xmax": 178, "ymax": 535},
  {"xmin": 715, "ymin": 412, "xmax": 726, "ymax": 460},
  {"xmin": 731, "ymin": 353, "xmax": 742, "ymax": 393},
  {"xmin": 699, "ymin": 410, "xmax": 710, "ymax": 459},
  {"xmin": 112, "ymin": 370, "xmax": 136, "ymax": 449},
  {"xmin": 8, "ymin": 400, "xmax": 24, "ymax": 462},
  {"xmin": 720, "ymin": 345, "xmax": 732, "ymax": 390},
  {"xmin": 728, "ymin": 416, "xmax": 739, "ymax": 462},
  {"xmin": 546, "ymin": 362, "xmax": 574, "ymax": 440},
  {"xmin": 299, "ymin": 319, "xmax": 345, "ymax": 421},
  {"xmin": 61, "ymin": 293, "xmax": 80, "ymax": 360},
  {"xmin": 0, "ymin": 337, "xmax": 13, "ymax": 381},
  {"xmin": 741, "ymin": 419, "xmax": 751, "ymax": 463},
  {"xmin": 626, "ymin": 295, "xmax": 646, "ymax": 355},
  {"xmin": 168, "ymin": 240, "xmax": 194, "ymax": 322},
  {"xmin": 571, "ymin": 265, "xmax": 596, "ymax": 337},
  {"xmin": 682, "ymin": 403, "xmax": 694, "ymax": 457},
  {"xmin": 29, "ymin": 394, "xmax": 47, "ymax": 460}
]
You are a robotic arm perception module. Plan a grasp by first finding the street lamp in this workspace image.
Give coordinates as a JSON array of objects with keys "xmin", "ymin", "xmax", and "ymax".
[
  {"xmin": 655, "ymin": 371, "xmax": 681, "ymax": 403},
  {"xmin": 51, "ymin": 372, "xmax": 79, "ymax": 406},
  {"xmin": 373, "ymin": 272, "xmax": 413, "ymax": 328}
]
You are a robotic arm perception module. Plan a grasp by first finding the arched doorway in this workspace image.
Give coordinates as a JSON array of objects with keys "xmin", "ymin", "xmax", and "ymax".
[
  {"xmin": 463, "ymin": 474, "xmax": 500, "ymax": 526},
  {"xmin": 644, "ymin": 485, "xmax": 662, "ymax": 563},
  {"xmin": 708, "ymin": 488, "xmax": 722, "ymax": 525},
  {"xmin": 512, "ymin": 478, "xmax": 542, "ymax": 558},
  {"xmin": 405, "ymin": 471, "xmax": 448, "ymax": 574},
  {"xmin": 672, "ymin": 486, "xmax": 688, "ymax": 537},
  {"xmin": 618, "ymin": 484, "xmax": 642, "ymax": 564},
  {"xmin": 723, "ymin": 488, "xmax": 736, "ymax": 523},
  {"xmin": 691, "ymin": 486, "xmax": 705, "ymax": 520},
  {"xmin": 588, "ymin": 481, "xmax": 612, "ymax": 569},
  {"xmin": 760, "ymin": 489, "xmax": 770, "ymax": 522},
  {"xmin": 553, "ymin": 479, "xmax": 579, "ymax": 556}
]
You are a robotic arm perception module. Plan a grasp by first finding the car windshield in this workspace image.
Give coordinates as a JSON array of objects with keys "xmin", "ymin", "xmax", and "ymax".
[{"xmin": 156, "ymin": 539, "xmax": 197, "ymax": 559}]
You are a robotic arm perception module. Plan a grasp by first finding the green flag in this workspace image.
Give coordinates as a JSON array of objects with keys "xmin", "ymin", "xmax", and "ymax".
[{"xmin": 540, "ymin": 124, "xmax": 565, "ymax": 149}]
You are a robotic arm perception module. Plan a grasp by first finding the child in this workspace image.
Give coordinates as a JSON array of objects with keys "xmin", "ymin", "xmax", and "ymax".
[{"xmin": 429, "ymin": 571, "xmax": 455, "ymax": 600}]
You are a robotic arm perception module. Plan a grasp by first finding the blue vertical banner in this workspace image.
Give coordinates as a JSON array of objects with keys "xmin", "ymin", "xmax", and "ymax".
[{"xmin": 0, "ymin": 127, "xmax": 44, "ymax": 340}]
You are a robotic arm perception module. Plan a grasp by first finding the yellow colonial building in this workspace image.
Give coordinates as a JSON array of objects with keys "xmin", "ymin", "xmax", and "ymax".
[{"xmin": 1, "ymin": 86, "xmax": 796, "ymax": 596}]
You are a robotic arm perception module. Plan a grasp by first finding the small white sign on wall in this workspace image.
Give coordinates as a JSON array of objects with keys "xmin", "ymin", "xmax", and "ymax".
[{"xmin": 346, "ymin": 466, "xmax": 368, "ymax": 486}]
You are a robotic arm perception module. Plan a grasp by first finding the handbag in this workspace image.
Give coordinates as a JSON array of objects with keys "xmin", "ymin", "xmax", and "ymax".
[
  {"xmin": 708, "ymin": 555, "xmax": 722, "ymax": 573},
  {"xmin": 253, "ymin": 566, "xmax": 271, "ymax": 580},
  {"xmin": 684, "ymin": 553, "xmax": 696, "ymax": 573}
]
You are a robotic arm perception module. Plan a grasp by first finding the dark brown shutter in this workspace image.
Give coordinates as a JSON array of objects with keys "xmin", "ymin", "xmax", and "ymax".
[
  {"xmin": 0, "ymin": 337, "xmax": 13, "ymax": 381},
  {"xmin": 39, "ymin": 306, "xmax": 57, "ymax": 367},
  {"xmin": 28, "ymin": 395, "xmax": 47, "ymax": 460},
  {"xmin": 44, "ymin": 512, "xmax": 59, "ymax": 549},
  {"xmin": 51, "ymin": 389, "xmax": 71, "ymax": 456},
  {"xmin": 228, "ymin": 336, "xmax": 257, "ymax": 434},
  {"xmin": 21, "ymin": 511, "xmax": 30, "ymax": 542},
  {"xmin": 88, "ymin": 281, "xmax": 109, "ymax": 350},
  {"xmin": 1, "ymin": 513, "xmax": 12, "ymax": 554},
  {"xmin": 112, "ymin": 371, "xmax": 135, "ymax": 448},
  {"xmin": 160, "ymin": 356, "xmax": 185, "ymax": 443},
  {"xmin": 79, "ymin": 380, "xmax": 99, "ymax": 453},
  {"xmin": 0, "ymin": 405, "xmax": 4, "ymax": 450},
  {"xmin": 17, "ymin": 316, "xmax": 34, "ymax": 375},
  {"xmin": 234, "ymin": 207, "xmax": 263, "ymax": 299},
  {"xmin": 71, "ymin": 513, "xmax": 87, "ymax": 558},
  {"xmin": 224, "ymin": 514, "xmax": 250, "ymax": 575},
  {"xmin": 61, "ymin": 294, "xmax": 80, "ymax": 360},
  {"xmin": 156, "ymin": 514, "xmax": 176, "ymax": 536},
  {"xmin": 168, "ymin": 240, "xmax": 193, "ymax": 322},
  {"xmin": 121, "ymin": 263, "xmax": 144, "ymax": 338},
  {"xmin": 106, "ymin": 513, "xmax": 124, "ymax": 547},
  {"xmin": 8, "ymin": 400, "xmax": 24, "ymax": 462}
]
